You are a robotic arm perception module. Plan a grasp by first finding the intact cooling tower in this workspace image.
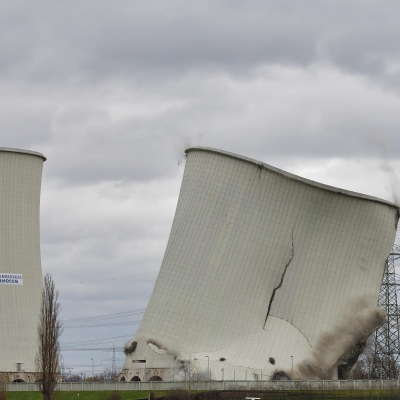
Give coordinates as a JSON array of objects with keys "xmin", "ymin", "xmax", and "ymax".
[
  {"xmin": 0, "ymin": 147, "xmax": 46, "ymax": 383},
  {"xmin": 121, "ymin": 147, "xmax": 399, "ymax": 382}
]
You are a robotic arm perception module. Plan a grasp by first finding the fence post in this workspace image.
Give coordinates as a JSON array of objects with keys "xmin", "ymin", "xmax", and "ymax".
[
  {"xmin": 353, "ymin": 380, "xmax": 355, "ymax": 390},
  {"xmin": 338, "ymin": 380, "xmax": 340, "ymax": 390}
]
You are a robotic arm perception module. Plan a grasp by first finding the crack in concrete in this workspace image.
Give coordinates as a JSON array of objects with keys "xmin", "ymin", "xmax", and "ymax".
[
  {"xmin": 264, "ymin": 227, "xmax": 295, "ymax": 325},
  {"xmin": 265, "ymin": 314, "xmax": 312, "ymax": 347}
]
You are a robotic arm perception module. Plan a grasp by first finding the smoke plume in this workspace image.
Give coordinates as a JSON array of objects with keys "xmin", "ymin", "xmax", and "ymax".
[
  {"xmin": 173, "ymin": 130, "xmax": 205, "ymax": 165},
  {"xmin": 280, "ymin": 300, "xmax": 386, "ymax": 380},
  {"xmin": 375, "ymin": 138, "xmax": 400, "ymax": 206},
  {"xmin": 380, "ymin": 161, "xmax": 400, "ymax": 206}
]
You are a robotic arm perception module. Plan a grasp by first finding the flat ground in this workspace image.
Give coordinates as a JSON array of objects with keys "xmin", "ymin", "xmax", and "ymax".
[
  {"xmin": 4, "ymin": 391, "xmax": 163, "ymax": 400},
  {"xmin": 5, "ymin": 390, "xmax": 400, "ymax": 400}
]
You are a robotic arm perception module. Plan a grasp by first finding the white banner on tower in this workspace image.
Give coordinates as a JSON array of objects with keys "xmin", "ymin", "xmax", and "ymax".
[{"xmin": 0, "ymin": 273, "xmax": 23, "ymax": 285}]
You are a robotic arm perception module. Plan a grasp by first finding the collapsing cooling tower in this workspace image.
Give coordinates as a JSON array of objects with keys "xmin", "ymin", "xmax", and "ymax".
[
  {"xmin": 0, "ymin": 148, "xmax": 46, "ymax": 383},
  {"xmin": 121, "ymin": 147, "xmax": 399, "ymax": 382}
]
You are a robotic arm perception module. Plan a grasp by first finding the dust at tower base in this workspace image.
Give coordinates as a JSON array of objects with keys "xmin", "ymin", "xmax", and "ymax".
[
  {"xmin": 121, "ymin": 147, "xmax": 399, "ymax": 383},
  {"xmin": 0, "ymin": 148, "xmax": 46, "ymax": 383}
]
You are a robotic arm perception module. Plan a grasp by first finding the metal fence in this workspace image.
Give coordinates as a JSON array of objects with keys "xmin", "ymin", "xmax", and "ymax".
[{"xmin": 6, "ymin": 380, "xmax": 400, "ymax": 392}]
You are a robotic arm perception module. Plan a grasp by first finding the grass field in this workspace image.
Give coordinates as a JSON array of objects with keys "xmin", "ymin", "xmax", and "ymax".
[
  {"xmin": 5, "ymin": 390, "xmax": 400, "ymax": 400},
  {"xmin": 4, "ymin": 391, "xmax": 162, "ymax": 400}
]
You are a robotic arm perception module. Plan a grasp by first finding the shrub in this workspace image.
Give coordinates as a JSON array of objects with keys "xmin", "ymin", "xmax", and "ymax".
[{"xmin": 107, "ymin": 391, "xmax": 121, "ymax": 400}]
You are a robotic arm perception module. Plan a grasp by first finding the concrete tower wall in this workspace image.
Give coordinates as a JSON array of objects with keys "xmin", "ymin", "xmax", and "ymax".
[
  {"xmin": 121, "ymin": 147, "xmax": 399, "ymax": 382},
  {"xmin": 0, "ymin": 148, "xmax": 46, "ymax": 381}
]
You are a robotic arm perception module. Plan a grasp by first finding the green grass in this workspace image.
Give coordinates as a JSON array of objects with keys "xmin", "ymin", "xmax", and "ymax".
[
  {"xmin": 226, "ymin": 389, "xmax": 400, "ymax": 398},
  {"xmin": 5, "ymin": 391, "xmax": 165, "ymax": 400},
  {"xmin": 5, "ymin": 389, "xmax": 400, "ymax": 400}
]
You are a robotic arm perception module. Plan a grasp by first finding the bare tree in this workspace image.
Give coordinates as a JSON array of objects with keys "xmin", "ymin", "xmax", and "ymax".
[
  {"xmin": 179, "ymin": 355, "xmax": 209, "ymax": 399},
  {"xmin": 36, "ymin": 273, "xmax": 63, "ymax": 400},
  {"xmin": 357, "ymin": 334, "xmax": 400, "ymax": 379},
  {"xmin": 82, "ymin": 369, "xmax": 122, "ymax": 382}
]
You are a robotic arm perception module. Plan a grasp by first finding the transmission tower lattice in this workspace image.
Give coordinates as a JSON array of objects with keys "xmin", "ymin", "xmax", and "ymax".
[
  {"xmin": 102, "ymin": 343, "xmax": 124, "ymax": 379},
  {"xmin": 374, "ymin": 245, "xmax": 400, "ymax": 365}
]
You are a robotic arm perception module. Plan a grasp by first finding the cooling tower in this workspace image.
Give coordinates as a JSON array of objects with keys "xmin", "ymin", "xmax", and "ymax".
[
  {"xmin": 121, "ymin": 147, "xmax": 399, "ymax": 382},
  {"xmin": 0, "ymin": 147, "xmax": 46, "ymax": 383}
]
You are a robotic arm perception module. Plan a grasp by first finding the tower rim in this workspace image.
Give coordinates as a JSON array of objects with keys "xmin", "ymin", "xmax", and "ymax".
[
  {"xmin": 186, "ymin": 146, "xmax": 398, "ymax": 210},
  {"xmin": 0, "ymin": 147, "xmax": 46, "ymax": 162}
]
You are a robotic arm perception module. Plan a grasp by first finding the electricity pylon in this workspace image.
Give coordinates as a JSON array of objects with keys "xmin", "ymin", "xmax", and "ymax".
[
  {"xmin": 374, "ymin": 244, "xmax": 400, "ymax": 378},
  {"xmin": 102, "ymin": 343, "xmax": 124, "ymax": 380}
]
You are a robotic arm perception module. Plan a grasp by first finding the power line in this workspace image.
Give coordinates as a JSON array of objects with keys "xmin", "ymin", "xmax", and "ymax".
[
  {"xmin": 102, "ymin": 343, "xmax": 124, "ymax": 377},
  {"xmin": 64, "ymin": 364, "xmax": 108, "ymax": 367},
  {"xmin": 61, "ymin": 348, "xmax": 124, "ymax": 352},
  {"xmin": 58, "ymin": 270, "xmax": 158, "ymax": 286},
  {"xmin": 61, "ymin": 308, "xmax": 145, "ymax": 323},
  {"xmin": 64, "ymin": 319, "xmax": 142, "ymax": 329},
  {"xmin": 61, "ymin": 334, "xmax": 132, "ymax": 347}
]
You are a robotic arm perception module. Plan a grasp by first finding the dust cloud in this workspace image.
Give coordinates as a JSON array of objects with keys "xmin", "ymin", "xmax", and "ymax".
[{"xmin": 279, "ymin": 300, "xmax": 386, "ymax": 380}]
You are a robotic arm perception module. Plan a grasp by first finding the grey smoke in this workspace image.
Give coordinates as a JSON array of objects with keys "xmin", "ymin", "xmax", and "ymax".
[
  {"xmin": 173, "ymin": 130, "xmax": 205, "ymax": 165},
  {"xmin": 281, "ymin": 300, "xmax": 386, "ymax": 380},
  {"xmin": 380, "ymin": 161, "xmax": 400, "ymax": 206},
  {"xmin": 375, "ymin": 138, "xmax": 400, "ymax": 206}
]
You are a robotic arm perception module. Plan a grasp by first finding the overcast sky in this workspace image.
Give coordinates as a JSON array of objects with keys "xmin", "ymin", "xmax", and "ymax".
[{"xmin": 2, "ymin": 1, "xmax": 400, "ymax": 376}]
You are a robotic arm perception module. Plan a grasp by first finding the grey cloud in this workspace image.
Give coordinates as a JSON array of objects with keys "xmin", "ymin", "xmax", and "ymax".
[
  {"xmin": 80, "ymin": 4, "xmax": 318, "ymax": 76},
  {"xmin": 0, "ymin": 0, "xmax": 397, "ymax": 85},
  {"xmin": 2, "ymin": 0, "xmax": 400, "ymax": 373},
  {"xmin": 40, "ymin": 104, "xmax": 185, "ymax": 185},
  {"xmin": 3, "ymin": 62, "xmax": 400, "ymax": 190},
  {"xmin": 35, "ymin": 65, "xmax": 400, "ymax": 187},
  {"xmin": 0, "ymin": 1, "xmax": 320, "ymax": 79},
  {"xmin": 7, "ymin": 0, "xmax": 400, "ymax": 82},
  {"xmin": 0, "ymin": 82, "xmax": 52, "ymax": 148}
]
